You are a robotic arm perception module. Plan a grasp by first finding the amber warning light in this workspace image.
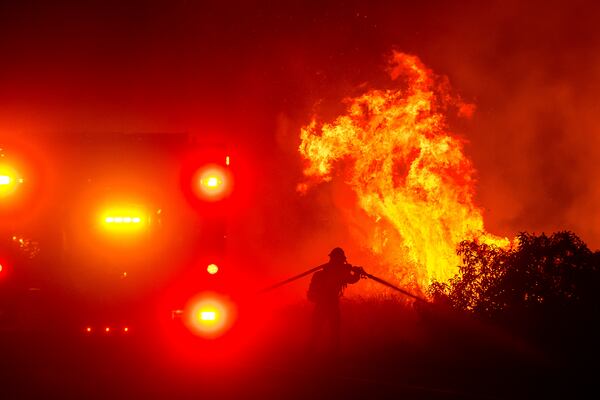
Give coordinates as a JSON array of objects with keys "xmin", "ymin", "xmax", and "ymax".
[
  {"xmin": 105, "ymin": 216, "xmax": 142, "ymax": 224},
  {"xmin": 207, "ymin": 263, "xmax": 219, "ymax": 275},
  {"xmin": 99, "ymin": 206, "xmax": 147, "ymax": 233}
]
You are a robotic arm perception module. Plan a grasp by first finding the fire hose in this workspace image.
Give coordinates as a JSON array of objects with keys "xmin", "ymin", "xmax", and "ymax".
[
  {"xmin": 359, "ymin": 270, "xmax": 428, "ymax": 303},
  {"xmin": 260, "ymin": 264, "xmax": 429, "ymax": 303},
  {"xmin": 258, "ymin": 265, "xmax": 324, "ymax": 293}
]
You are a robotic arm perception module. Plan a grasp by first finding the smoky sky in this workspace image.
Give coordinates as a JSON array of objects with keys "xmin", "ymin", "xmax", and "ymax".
[{"xmin": 1, "ymin": 0, "xmax": 600, "ymax": 274}]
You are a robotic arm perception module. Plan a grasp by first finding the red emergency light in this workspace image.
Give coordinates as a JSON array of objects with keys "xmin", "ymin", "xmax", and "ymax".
[
  {"xmin": 0, "ymin": 259, "xmax": 9, "ymax": 280},
  {"xmin": 184, "ymin": 292, "xmax": 236, "ymax": 339},
  {"xmin": 83, "ymin": 325, "xmax": 131, "ymax": 334},
  {"xmin": 192, "ymin": 164, "xmax": 233, "ymax": 201},
  {"xmin": 0, "ymin": 165, "xmax": 23, "ymax": 198}
]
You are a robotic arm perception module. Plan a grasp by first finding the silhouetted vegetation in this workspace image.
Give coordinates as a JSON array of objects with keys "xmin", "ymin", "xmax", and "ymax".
[{"xmin": 429, "ymin": 231, "xmax": 600, "ymax": 360}]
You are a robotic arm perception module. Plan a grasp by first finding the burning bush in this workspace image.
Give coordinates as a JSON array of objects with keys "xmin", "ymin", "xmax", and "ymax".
[{"xmin": 429, "ymin": 231, "xmax": 600, "ymax": 356}]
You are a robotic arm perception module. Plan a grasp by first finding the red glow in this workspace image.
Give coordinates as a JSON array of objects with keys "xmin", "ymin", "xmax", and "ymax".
[
  {"xmin": 105, "ymin": 327, "xmax": 110, "ymax": 333},
  {"xmin": 86, "ymin": 327, "xmax": 92, "ymax": 333},
  {"xmin": 179, "ymin": 146, "xmax": 255, "ymax": 218},
  {"xmin": 123, "ymin": 327, "xmax": 129, "ymax": 333},
  {"xmin": 155, "ymin": 252, "xmax": 267, "ymax": 369}
]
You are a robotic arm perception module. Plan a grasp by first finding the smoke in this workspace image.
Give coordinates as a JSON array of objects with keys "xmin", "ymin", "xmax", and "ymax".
[
  {"xmin": 422, "ymin": 0, "xmax": 600, "ymax": 249},
  {"xmin": 1, "ymin": 0, "xmax": 599, "ymax": 294},
  {"xmin": 272, "ymin": 0, "xmax": 600, "ymax": 255}
]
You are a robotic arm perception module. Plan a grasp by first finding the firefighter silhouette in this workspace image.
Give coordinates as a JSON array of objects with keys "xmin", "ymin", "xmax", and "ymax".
[{"xmin": 307, "ymin": 247, "xmax": 363, "ymax": 355}]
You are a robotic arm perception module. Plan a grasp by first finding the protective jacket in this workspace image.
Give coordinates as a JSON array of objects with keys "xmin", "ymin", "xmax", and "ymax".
[{"xmin": 308, "ymin": 261, "xmax": 361, "ymax": 303}]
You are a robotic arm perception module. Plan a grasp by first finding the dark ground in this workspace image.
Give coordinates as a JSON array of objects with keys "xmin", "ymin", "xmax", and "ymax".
[{"xmin": 0, "ymin": 297, "xmax": 593, "ymax": 399}]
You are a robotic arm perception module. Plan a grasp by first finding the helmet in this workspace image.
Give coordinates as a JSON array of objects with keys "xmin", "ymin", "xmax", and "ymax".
[{"xmin": 328, "ymin": 247, "xmax": 346, "ymax": 262}]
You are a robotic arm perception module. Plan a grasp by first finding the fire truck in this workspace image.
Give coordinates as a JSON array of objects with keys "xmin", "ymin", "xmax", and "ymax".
[{"xmin": 0, "ymin": 133, "xmax": 245, "ymax": 346}]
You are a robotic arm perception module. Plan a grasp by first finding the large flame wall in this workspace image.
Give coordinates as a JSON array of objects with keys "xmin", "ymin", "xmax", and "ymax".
[{"xmin": 299, "ymin": 52, "xmax": 507, "ymax": 288}]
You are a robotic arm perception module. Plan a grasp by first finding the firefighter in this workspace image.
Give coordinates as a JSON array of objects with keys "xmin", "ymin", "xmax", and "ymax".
[{"xmin": 307, "ymin": 247, "xmax": 364, "ymax": 356}]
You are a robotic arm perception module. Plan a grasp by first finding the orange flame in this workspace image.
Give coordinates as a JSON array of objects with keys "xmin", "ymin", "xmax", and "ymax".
[{"xmin": 299, "ymin": 51, "xmax": 508, "ymax": 289}]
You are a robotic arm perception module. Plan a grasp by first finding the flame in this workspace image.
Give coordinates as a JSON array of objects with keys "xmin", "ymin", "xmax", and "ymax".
[{"xmin": 299, "ymin": 51, "xmax": 508, "ymax": 289}]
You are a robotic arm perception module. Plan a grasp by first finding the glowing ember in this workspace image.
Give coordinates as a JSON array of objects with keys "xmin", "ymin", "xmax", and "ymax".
[{"xmin": 299, "ymin": 51, "xmax": 508, "ymax": 288}]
